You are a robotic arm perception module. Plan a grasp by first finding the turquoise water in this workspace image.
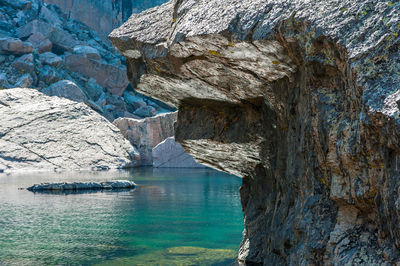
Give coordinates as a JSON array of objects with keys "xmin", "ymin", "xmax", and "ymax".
[{"xmin": 0, "ymin": 168, "xmax": 243, "ymax": 265}]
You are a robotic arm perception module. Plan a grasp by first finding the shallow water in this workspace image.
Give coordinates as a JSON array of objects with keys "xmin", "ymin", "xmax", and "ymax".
[{"xmin": 0, "ymin": 168, "xmax": 243, "ymax": 265}]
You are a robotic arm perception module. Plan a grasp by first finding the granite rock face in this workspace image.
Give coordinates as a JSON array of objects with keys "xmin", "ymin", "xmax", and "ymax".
[
  {"xmin": 111, "ymin": 0, "xmax": 400, "ymax": 264},
  {"xmin": 113, "ymin": 111, "xmax": 177, "ymax": 165},
  {"xmin": 0, "ymin": 88, "xmax": 139, "ymax": 173},
  {"xmin": 43, "ymin": 0, "xmax": 167, "ymax": 41},
  {"xmin": 152, "ymin": 137, "xmax": 206, "ymax": 168}
]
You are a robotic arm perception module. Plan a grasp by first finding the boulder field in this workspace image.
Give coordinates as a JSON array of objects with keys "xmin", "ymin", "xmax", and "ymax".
[
  {"xmin": 0, "ymin": 0, "xmax": 173, "ymax": 122},
  {"xmin": 110, "ymin": 0, "xmax": 400, "ymax": 264},
  {"xmin": 0, "ymin": 88, "xmax": 139, "ymax": 173}
]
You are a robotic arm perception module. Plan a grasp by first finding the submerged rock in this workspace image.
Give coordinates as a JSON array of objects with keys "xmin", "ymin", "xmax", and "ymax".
[
  {"xmin": 0, "ymin": 88, "xmax": 139, "ymax": 173},
  {"xmin": 110, "ymin": 0, "xmax": 400, "ymax": 264},
  {"xmin": 27, "ymin": 180, "xmax": 137, "ymax": 191}
]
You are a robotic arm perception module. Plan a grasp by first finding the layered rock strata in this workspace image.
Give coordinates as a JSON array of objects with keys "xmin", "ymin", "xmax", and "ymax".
[
  {"xmin": 110, "ymin": 0, "xmax": 400, "ymax": 264},
  {"xmin": 0, "ymin": 88, "xmax": 139, "ymax": 173}
]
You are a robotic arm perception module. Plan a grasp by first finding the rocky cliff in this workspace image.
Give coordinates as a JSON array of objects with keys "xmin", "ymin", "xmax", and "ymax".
[
  {"xmin": 43, "ymin": 0, "xmax": 167, "ymax": 41},
  {"xmin": 110, "ymin": 0, "xmax": 400, "ymax": 264}
]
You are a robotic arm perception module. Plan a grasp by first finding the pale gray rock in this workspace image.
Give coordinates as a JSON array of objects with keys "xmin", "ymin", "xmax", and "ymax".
[
  {"xmin": 43, "ymin": 0, "xmax": 167, "ymax": 41},
  {"xmin": 133, "ymin": 105, "xmax": 156, "ymax": 118},
  {"xmin": 85, "ymin": 78, "xmax": 104, "ymax": 101},
  {"xmin": 16, "ymin": 20, "xmax": 54, "ymax": 39},
  {"xmin": 73, "ymin": 45, "xmax": 101, "ymax": 61},
  {"xmin": 14, "ymin": 73, "xmax": 33, "ymax": 88},
  {"xmin": 48, "ymin": 27, "xmax": 79, "ymax": 53},
  {"xmin": 27, "ymin": 32, "xmax": 52, "ymax": 53},
  {"xmin": 113, "ymin": 111, "xmax": 177, "ymax": 165},
  {"xmin": 11, "ymin": 53, "xmax": 34, "ymax": 73},
  {"xmin": 152, "ymin": 137, "xmax": 206, "ymax": 168},
  {"xmin": 124, "ymin": 91, "xmax": 147, "ymax": 109},
  {"xmin": 65, "ymin": 53, "xmax": 129, "ymax": 96},
  {"xmin": 110, "ymin": 0, "xmax": 400, "ymax": 264},
  {"xmin": 39, "ymin": 51, "xmax": 62, "ymax": 67},
  {"xmin": 0, "ymin": 37, "xmax": 33, "ymax": 55},
  {"xmin": 38, "ymin": 65, "xmax": 62, "ymax": 85},
  {"xmin": 0, "ymin": 88, "xmax": 138, "ymax": 173},
  {"xmin": 41, "ymin": 80, "xmax": 88, "ymax": 103},
  {"xmin": 39, "ymin": 5, "xmax": 62, "ymax": 26}
]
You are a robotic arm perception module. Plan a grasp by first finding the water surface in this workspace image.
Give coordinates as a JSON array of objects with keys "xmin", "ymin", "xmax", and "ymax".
[{"xmin": 0, "ymin": 168, "xmax": 243, "ymax": 265}]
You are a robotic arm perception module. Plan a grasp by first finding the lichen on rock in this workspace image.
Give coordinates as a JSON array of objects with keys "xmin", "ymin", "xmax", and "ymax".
[{"xmin": 110, "ymin": 0, "xmax": 400, "ymax": 264}]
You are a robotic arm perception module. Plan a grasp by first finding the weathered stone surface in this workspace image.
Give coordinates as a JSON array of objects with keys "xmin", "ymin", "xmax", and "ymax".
[
  {"xmin": 16, "ymin": 19, "xmax": 54, "ymax": 39},
  {"xmin": 111, "ymin": 0, "xmax": 400, "ymax": 264},
  {"xmin": 152, "ymin": 137, "xmax": 205, "ymax": 168},
  {"xmin": 73, "ymin": 45, "xmax": 101, "ymax": 61},
  {"xmin": 39, "ymin": 51, "xmax": 62, "ymax": 67},
  {"xmin": 0, "ymin": 88, "xmax": 138, "ymax": 173},
  {"xmin": 27, "ymin": 32, "xmax": 52, "ymax": 53},
  {"xmin": 113, "ymin": 111, "xmax": 177, "ymax": 165},
  {"xmin": 65, "ymin": 53, "xmax": 129, "ymax": 96},
  {"xmin": 14, "ymin": 73, "xmax": 33, "ymax": 88},
  {"xmin": 0, "ymin": 37, "xmax": 33, "ymax": 55},
  {"xmin": 11, "ymin": 53, "xmax": 34, "ymax": 73},
  {"xmin": 43, "ymin": 0, "xmax": 167, "ymax": 41},
  {"xmin": 40, "ymin": 80, "xmax": 88, "ymax": 102},
  {"xmin": 27, "ymin": 180, "xmax": 137, "ymax": 192},
  {"xmin": 0, "ymin": 0, "xmax": 172, "ymax": 123}
]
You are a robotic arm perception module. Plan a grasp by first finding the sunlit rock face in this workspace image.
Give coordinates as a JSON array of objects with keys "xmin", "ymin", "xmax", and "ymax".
[
  {"xmin": 0, "ymin": 88, "xmax": 139, "ymax": 173},
  {"xmin": 43, "ymin": 0, "xmax": 167, "ymax": 41},
  {"xmin": 110, "ymin": 0, "xmax": 400, "ymax": 264}
]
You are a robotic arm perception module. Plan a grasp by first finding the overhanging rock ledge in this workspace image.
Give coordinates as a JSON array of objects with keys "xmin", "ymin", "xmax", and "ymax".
[{"xmin": 110, "ymin": 0, "xmax": 400, "ymax": 264}]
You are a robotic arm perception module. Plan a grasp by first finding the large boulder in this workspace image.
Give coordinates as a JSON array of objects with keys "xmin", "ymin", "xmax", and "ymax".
[
  {"xmin": 0, "ymin": 88, "xmax": 138, "ymax": 173},
  {"xmin": 0, "ymin": 37, "xmax": 33, "ymax": 55},
  {"xmin": 39, "ymin": 51, "xmax": 62, "ymax": 67},
  {"xmin": 113, "ymin": 111, "xmax": 177, "ymax": 165},
  {"xmin": 152, "ymin": 137, "xmax": 206, "ymax": 168},
  {"xmin": 73, "ymin": 45, "xmax": 101, "ymax": 61},
  {"xmin": 11, "ymin": 53, "xmax": 34, "ymax": 73},
  {"xmin": 40, "ymin": 80, "xmax": 88, "ymax": 102},
  {"xmin": 27, "ymin": 32, "xmax": 52, "ymax": 53},
  {"xmin": 65, "ymin": 53, "xmax": 129, "ymax": 96},
  {"xmin": 110, "ymin": 0, "xmax": 400, "ymax": 264}
]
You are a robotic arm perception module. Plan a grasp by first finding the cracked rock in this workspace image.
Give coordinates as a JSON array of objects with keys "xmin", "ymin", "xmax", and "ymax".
[{"xmin": 0, "ymin": 88, "xmax": 139, "ymax": 173}]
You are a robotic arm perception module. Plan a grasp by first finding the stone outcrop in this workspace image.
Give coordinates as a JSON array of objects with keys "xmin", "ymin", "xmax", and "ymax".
[
  {"xmin": 152, "ymin": 137, "xmax": 206, "ymax": 168},
  {"xmin": 0, "ymin": 88, "xmax": 139, "ymax": 173},
  {"xmin": 43, "ymin": 0, "xmax": 167, "ymax": 41},
  {"xmin": 110, "ymin": 0, "xmax": 400, "ymax": 264},
  {"xmin": 27, "ymin": 180, "xmax": 137, "ymax": 191},
  {"xmin": 113, "ymin": 112, "xmax": 177, "ymax": 165},
  {"xmin": 0, "ymin": 0, "xmax": 173, "ymax": 121}
]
